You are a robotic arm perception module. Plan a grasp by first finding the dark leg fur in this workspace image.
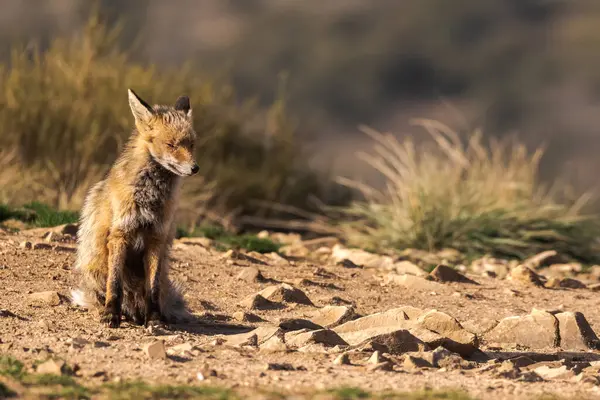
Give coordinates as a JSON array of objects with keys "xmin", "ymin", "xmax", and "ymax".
[{"xmin": 103, "ymin": 232, "xmax": 126, "ymax": 328}]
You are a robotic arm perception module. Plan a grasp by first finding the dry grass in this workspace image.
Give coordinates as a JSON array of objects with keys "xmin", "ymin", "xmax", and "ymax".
[
  {"xmin": 0, "ymin": 13, "xmax": 322, "ymax": 226},
  {"xmin": 335, "ymin": 119, "xmax": 600, "ymax": 263}
]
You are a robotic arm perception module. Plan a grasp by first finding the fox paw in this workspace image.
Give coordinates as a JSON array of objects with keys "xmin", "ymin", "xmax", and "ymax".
[
  {"xmin": 101, "ymin": 312, "xmax": 121, "ymax": 328},
  {"xmin": 144, "ymin": 312, "xmax": 165, "ymax": 328}
]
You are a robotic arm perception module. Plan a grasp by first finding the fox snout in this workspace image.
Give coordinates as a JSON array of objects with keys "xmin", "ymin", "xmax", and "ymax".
[{"xmin": 191, "ymin": 164, "xmax": 199, "ymax": 175}]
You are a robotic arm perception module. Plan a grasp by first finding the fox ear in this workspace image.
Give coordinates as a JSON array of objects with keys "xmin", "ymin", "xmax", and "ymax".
[
  {"xmin": 174, "ymin": 96, "xmax": 192, "ymax": 117},
  {"xmin": 128, "ymin": 89, "xmax": 154, "ymax": 125}
]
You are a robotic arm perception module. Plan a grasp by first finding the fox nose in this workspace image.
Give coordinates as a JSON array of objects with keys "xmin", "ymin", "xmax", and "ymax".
[{"xmin": 191, "ymin": 164, "xmax": 199, "ymax": 175}]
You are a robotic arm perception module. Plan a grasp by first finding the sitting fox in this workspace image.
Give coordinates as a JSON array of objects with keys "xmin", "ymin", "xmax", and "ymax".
[{"xmin": 71, "ymin": 89, "xmax": 198, "ymax": 328}]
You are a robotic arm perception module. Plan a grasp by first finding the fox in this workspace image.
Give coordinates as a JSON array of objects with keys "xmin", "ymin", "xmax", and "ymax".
[{"xmin": 71, "ymin": 89, "xmax": 199, "ymax": 328}]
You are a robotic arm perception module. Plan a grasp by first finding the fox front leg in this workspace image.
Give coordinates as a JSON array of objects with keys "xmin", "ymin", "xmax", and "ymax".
[
  {"xmin": 144, "ymin": 237, "xmax": 165, "ymax": 326},
  {"xmin": 103, "ymin": 231, "xmax": 127, "ymax": 328}
]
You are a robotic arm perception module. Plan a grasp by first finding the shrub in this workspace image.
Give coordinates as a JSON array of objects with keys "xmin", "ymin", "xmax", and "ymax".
[{"xmin": 336, "ymin": 119, "xmax": 600, "ymax": 263}]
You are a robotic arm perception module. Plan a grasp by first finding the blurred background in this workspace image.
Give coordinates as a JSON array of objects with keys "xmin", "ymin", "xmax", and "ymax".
[{"xmin": 2, "ymin": 0, "xmax": 600, "ymax": 230}]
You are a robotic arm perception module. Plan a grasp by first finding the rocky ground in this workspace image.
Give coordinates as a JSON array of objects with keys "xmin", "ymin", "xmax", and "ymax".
[{"xmin": 2, "ymin": 225, "xmax": 600, "ymax": 399}]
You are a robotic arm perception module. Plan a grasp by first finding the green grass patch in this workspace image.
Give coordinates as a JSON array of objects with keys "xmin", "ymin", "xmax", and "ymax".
[
  {"xmin": 0, "ymin": 356, "xmax": 25, "ymax": 379},
  {"xmin": 178, "ymin": 224, "xmax": 280, "ymax": 254},
  {"xmin": 326, "ymin": 388, "xmax": 475, "ymax": 399},
  {"xmin": 335, "ymin": 123, "xmax": 600, "ymax": 264},
  {"xmin": 103, "ymin": 381, "xmax": 235, "ymax": 400},
  {"xmin": 22, "ymin": 202, "xmax": 79, "ymax": 227}
]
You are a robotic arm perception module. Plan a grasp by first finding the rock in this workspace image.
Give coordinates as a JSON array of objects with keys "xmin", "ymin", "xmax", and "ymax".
[
  {"xmin": 338, "ymin": 325, "xmax": 429, "ymax": 354},
  {"xmin": 197, "ymin": 363, "xmax": 218, "ymax": 381},
  {"xmin": 337, "ymin": 259, "xmax": 362, "ymax": 269},
  {"xmin": 534, "ymin": 365, "xmax": 575, "ymax": 380},
  {"xmin": 470, "ymin": 257, "xmax": 510, "ymax": 279},
  {"xmin": 239, "ymin": 294, "xmax": 280, "ymax": 310},
  {"xmin": 508, "ymin": 265, "xmax": 545, "ymax": 287},
  {"xmin": 485, "ymin": 309, "xmax": 559, "ymax": 349},
  {"xmin": 29, "ymin": 291, "xmax": 61, "ymax": 306},
  {"xmin": 236, "ymin": 267, "xmax": 265, "ymax": 283},
  {"xmin": 32, "ymin": 243, "xmax": 53, "ymax": 250},
  {"xmin": 259, "ymin": 335, "xmax": 289, "ymax": 352},
  {"xmin": 265, "ymin": 363, "xmax": 299, "ymax": 371},
  {"xmin": 333, "ymin": 308, "xmax": 409, "ymax": 333},
  {"xmin": 36, "ymin": 359, "xmax": 65, "ymax": 375},
  {"xmin": 331, "ymin": 245, "xmax": 394, "ymax": 269},
  {"xmin": 428, "ymin": 347, "xmax": 470, "ymax": 369},
  {"xmin": 310, "ymin": 306, "xmax": 357, "ymax": 328},
  {"xmin": 556, "ymin": 312, "xmax": 600, "ymax": 350},
  {"xmin": 333, "ymin": 353, "xmax": 351, "ymax": 365},
  {"xmin": 546, "ymin": 263, "xmax": 583, "ymax": 277},
  {"xmin": 279, "ymin": 244, "xmax": 310, "ymax": 258},
  {"xmin": 167, "ymin": 342, "xmax": 194, "ymax": 355},
  {"xmin": 67, "ymin": 337, "xmax": 89, "ymax": 349},
  {"xmin": 44, "ymin": 231, "xmax": 59, "ymax": 243},
  {"xmin": 403, "ymin": 355, "xmax": 433, "ymax": 369},
  {"xmin": 144, "ymin": 340, "xmax": 166, "ymax": 360},
  {"xmin": 60, "ymin": 223, "xmax": 79, "ymax": 236},
  {"xmin": 390, "ymin": 261, "xmax": 427, "ymax": 277},
  {"xmin": 301, "ymin": 237, "xmax": 339, "ymax": 251},
  {"xmin": 227, "ymin": 326, "xmax": 282, "ymax": 347},
  {"xmin": 278, "ymin": 318, "xmax": 323, "ymax": 331},
  {"xmin": 461, "ymin": 318, "xmax": 499, "ymax": 336},
  {"xmin": 366, "ymin": 361, "xmax": 394, "ymax": 372},
  {"xmin": 522, "ymin": 250, "xmax": 561, "ymax": 269},
  {"xmin": 285, "ymin": 329, "xmax": 347, "ymax": 348},
  {"xmin": 545, "ymin": 277, "xmax": 586, "ymax": 289},
  {"xmin": 416, "ymin": 310, "xmax": 479, "ymax": 356},
  {"xmin": 367, "ymin": 350, "xmax": 388, "ymax": 365},
  {"xmin": 429, "ymin": 265, "xmax": 479, "ymax": 284},
  {"xmin": 384, "ymin": 274, "xmax": 445, "ymax": 292},
  {"xmin": 232, "ymin": 311, "xmax": 265, "ymax": 323},
  {"xmin": 228, "ymin": 333, "xmax": 258, "ymax": 347},
  {"xmin": 19, "ymin": 241, "xmax": 32, "ymax": 249},
  {"xmin": 588, "ymin": 283, "xmax": 600, "ymax": 292},
  {"xmin": 258, "ymin": 284, "xmax": 313, "ymax": 306}
]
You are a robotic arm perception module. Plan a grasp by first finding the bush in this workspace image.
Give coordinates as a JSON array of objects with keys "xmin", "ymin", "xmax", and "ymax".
[
  {"xmin": 335, "ymin": 119, "xmax": 600, "ymax": 263},
  {"xmin": 0, "ymin": 13, "xmax": 324, "ymax": 228}
]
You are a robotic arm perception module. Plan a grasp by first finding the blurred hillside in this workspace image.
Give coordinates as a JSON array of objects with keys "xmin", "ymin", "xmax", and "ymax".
[{"xmin": 2, "ymin": 0, "xmax": 600, "ymax": 191}]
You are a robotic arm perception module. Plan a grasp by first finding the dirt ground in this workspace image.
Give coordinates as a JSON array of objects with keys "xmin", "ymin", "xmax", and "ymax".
[{"xmin": 1, "ymin": 227, "xmax": 600, "ymax": 399}]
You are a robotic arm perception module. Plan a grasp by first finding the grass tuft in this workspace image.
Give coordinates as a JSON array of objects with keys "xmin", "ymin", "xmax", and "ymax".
[
  {"xmin": 335, "ymin": 120, "xmax": 600, "ymax": 263},
  {"xmin": 104, "ymin": 381, "xmax": 236, "ymax": 400},
  {"xmin": 178, "ymin": 224, "xmax": 280, "ymax": 254}
]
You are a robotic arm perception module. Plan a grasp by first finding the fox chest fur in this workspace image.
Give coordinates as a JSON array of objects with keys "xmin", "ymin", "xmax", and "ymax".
[{"xmin": 116, "ymin": 158, "xmax": 180, "ymax": 241}]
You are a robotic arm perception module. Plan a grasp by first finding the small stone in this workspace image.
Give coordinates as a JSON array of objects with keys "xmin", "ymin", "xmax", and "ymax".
[
  {"xmin": 44, "ymin": 231, "xmax": 58, "ymax": 243},
  {"xmin": 556, "ymin": 312, "xmax": 600, "ymax": 350},
  {"xmin": 429, "ymin": 265, "xmax": 479, "ymax": 284},
  {"xmin": 278, "ymin": 318, "xmax": 323, "ymax": 331},
  {"xmin": 168, "ymin": 342, "xmax": 194, "ymax": 355},
  {"xmin": 236, "ymin": 267, "xmax": 265, "ymax": 283},
  {"xmin": 144, "ymin": 340, "xmax": 166, "ymax": 360},
  {"xmin": 416, "ymin": 310, "xmax": 479, "ymax": 356},
  {"xmin": 366, "ymin": 361, "xmax": 394, "ymax": 372},
  {"xmin": 461, "ymin": 318, "xmax": 499, "ymax": 336},
  {"xmin": 310, "ymin": 306, "xmax": 357, "ymax": 329},
  {"xmin": 334, "ymin": 308, "xmax": 409, "ymax": 333},
  {"xmin": 545, "ymin": 278, "xmax": 586, "ymax": 289},
  {"xmin": 36, "ymin": 359, "xmax": 65, "ymax": 375},
  {"xmin": 337, "ymin": 259, "xmax": 362, "ymax": 269},
  {"xmin": 60, "ymin": 223, "xmax": 79, "ymax": 236},
  {"xmin": 259, "ymin": 335, "xmax": 289, "ymax": 352},
  {"xmin": 367, "ymin": 350, "xmax": 388, "ymax": 365},
  {"xmin": 19, "ymin": 241, "xmax": 32, "ymax": 249},
  {"xmin": 508, "ymin": 265, "xmax": 545, "ymax": 287},
  {"xmin": 333, "ymin": 353, "xmax": 351, "ymax": 365},
  {"xmin": 258, "ymin": 284, "xmax": 314, "ymax": 306},
  {"xmin": 522, "ymin": 250, "xmax": 561, "ymax": 269},
  {"xmin": 403, "ymin": 355, "xmax": 433, "ymax": 369},
  {"xmin": 32, "ymin": 243, "xmax": 53, "ymax": 250},
  {"xmin": 68, "ymin": 337, "xmax": 89, "ymax": 349},
  {"xmin": 265, "ymin": 363, "xmax": 297, "ymax": 371},
  {"xmin": 227, "ymin": 333, "xmax": 258, "ymax": 348},
  {"xmin": 232, "ymin": 311, "xmax": 265, "ymax": 323},
  {"xmin": 534, "ymin": 365, "xmax": 575, "ymax": 380},
  {"xmin": 29, "ymin": 291, "xmax": 61, "ymax": 306},
  {"xmin": 484, "ymin": 309, "xmax": 559, "ymax": 349},
  {"xmin": 285, "ymin": 329, "xmax": 347, "ymax": 348},
  {"xmin": 239, "ymin": 294, "xmax": 280, "ymax": 310},
  {"xmin": 390, "ymin": 261, "xmax": 427, "ymax": 277},
  {"xmin": 384, "ymin": 274, "xmax": 445, "ymax": 292}
]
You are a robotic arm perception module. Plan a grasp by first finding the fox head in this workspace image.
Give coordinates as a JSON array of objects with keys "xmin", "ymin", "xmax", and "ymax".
[{"xmin": 127, "ymin": 89, "xmax": 199, "ymax": 177}]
